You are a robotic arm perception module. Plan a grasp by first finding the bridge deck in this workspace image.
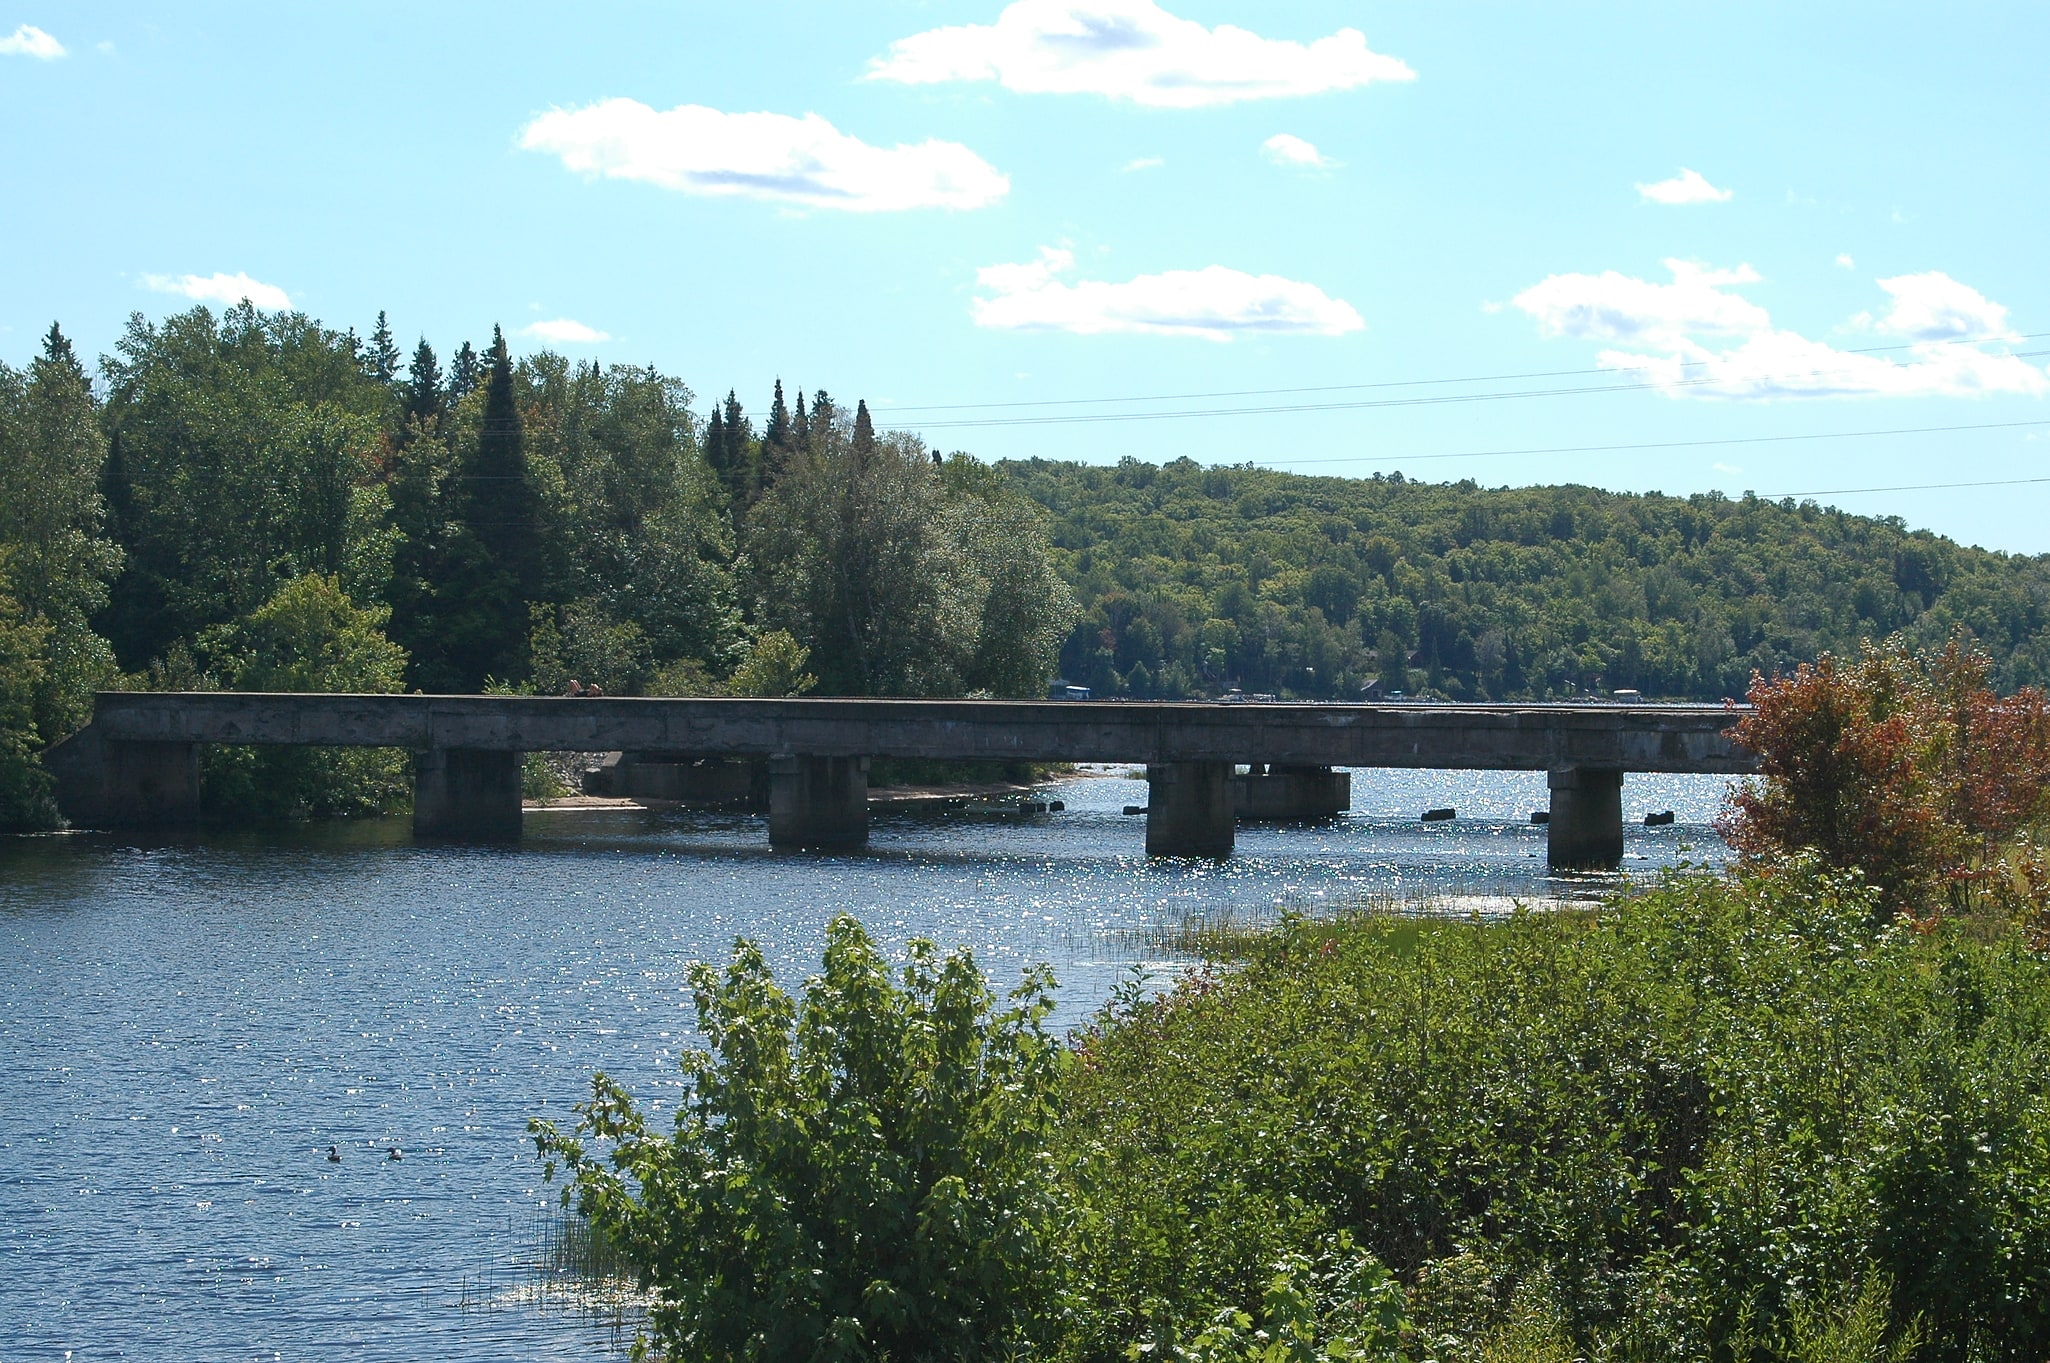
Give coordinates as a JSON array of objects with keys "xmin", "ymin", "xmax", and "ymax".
[{"xmin": 88, "ymin": 692, "xmax": 1754, "ymax": 775}]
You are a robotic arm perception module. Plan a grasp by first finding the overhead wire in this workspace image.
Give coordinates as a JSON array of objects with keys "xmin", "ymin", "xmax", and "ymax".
[{"xmin": 879, "ymin": 331, "xmax": 2050, "ymax": 418}]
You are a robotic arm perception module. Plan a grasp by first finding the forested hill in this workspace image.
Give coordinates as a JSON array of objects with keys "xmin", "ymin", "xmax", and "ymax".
[{"xmin": 1001, "ymin": 457, "xmax": 2050, "ymax": 704}]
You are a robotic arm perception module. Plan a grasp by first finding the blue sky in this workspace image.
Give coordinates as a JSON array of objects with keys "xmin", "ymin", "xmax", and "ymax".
[{"xmin": 4, "ymin": 2, "xmax": 2046, "ymax": 550}]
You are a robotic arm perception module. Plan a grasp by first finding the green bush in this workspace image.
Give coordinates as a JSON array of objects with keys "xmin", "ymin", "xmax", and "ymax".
[
  {"xmin": 1056, "ymin": 870, "xmax": 2050, "ymax": 1363},
  {"xmin": 196, "ymin": 572, "xmax": 411, "ymax": 819},
  {"xmin": 533, "ymin": 915, "xmax": 1067, "ymax": 1362}
]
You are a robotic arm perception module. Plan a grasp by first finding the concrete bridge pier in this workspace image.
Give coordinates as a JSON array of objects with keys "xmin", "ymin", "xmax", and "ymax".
[
  {"xmin": 413, "ymin": 748, "xmax": 522, "ymax": 840},
  {"xmin": 44, "ymin": 725, "xmax": 200, "ymax": 827},
  {"xmin": 1547, "ymin": 767, "xmax": 1624, "ymax": 870},
  {"xmin": 1147, "ymin": 761, "xmax": 1235, "ymax": 857},
  {"xmin": 768, "ymin": 754, "xmax": 869, "ymax": 849},
  {"xmin": 1235, "ymin": 764, "xmax": 1350, "ymax": 821}
]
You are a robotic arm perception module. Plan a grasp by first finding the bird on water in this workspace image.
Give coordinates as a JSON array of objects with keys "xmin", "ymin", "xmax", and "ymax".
[{"xmin": 326, "ymin": 1145, "xmax": 341, "ymax": 1163}]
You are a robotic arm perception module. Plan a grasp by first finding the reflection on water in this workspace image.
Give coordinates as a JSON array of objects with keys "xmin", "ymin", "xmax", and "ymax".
[{"xmin": 0, "ymin": 768, "xmax": 1731, "ymax": 1359}]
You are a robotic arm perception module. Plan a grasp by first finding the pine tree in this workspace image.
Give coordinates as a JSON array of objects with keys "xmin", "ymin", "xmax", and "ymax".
[
  {"xmin": 401, "ymin": 338, "xmax": 444, "ymax": 439},
  {"xmin": 368, "ymin": 311, "xmax": 400, "ymax": 385},
  {"xmin": 448, "ymin": 341, "xmax": 480, "ymax": 403},
  {"xmin": 853, "ymin": 399, "xmax": 876, "ymax": 463},
  {"xmin": 765, "ymin": 379, "xmax": 791, "ymax": 450},
  {"xmin": 704, "ymin": 405, "xmax": 728, "ymax": 487},
  {"xmin": 717, "ymin": 389, "xmax": 754, "ymax": 505},
  {"xmin": 793, "ymin": 390, "xmax": 809, "ymax": 450},
  {"xmin": 439, "ymin": 326, "xmax": 537, "ymax": 687}
]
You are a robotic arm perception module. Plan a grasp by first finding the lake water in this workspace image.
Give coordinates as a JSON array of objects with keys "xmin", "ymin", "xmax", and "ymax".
[{"xmin": 0, "ymin": 767, "xmax": 1733, "ymax": 1361}]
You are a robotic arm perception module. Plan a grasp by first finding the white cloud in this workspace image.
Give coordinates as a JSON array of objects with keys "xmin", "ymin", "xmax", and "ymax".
[
  {"xmin": 142, "ymin": 271, "xmax": 292, "ymax": 311},
  {"xmin": 1122, "ymin": 155, "xmax": 1164, "ymax": 172},
  {"xmin": 1835, "ymin": 253, "xmax": 1856, "ymax": 269},
  {"xmin": 869, "ymin": 0, "xmax": 1414, "ymax": 108},
  {"xmin": 1635, "ymin": 168, "xmax": 1733, "ymax": 205},
  {"xmin": 971, "ymin": 246, "xmax": 1363, "ymax": 341},
  {"xmin": 1513, "ymin": 259, "xmax": 1770, "ymax": 350},
  {"xmin": 1871, "ymin": 271, "xmax": 2012, "ymax": 342},
  {"xmin": 520, "ymin": 99, "xmax": 1008, "ymax": 212},
  {"xmin": 1712, "ymin": 462, "xmax": 1744, "ymax": 475},
  {"xmin": 521, "ymin": 318, "xmax": 610, "ymax": 344},
  {"xmin": 1261, "ymin": 133, "xmax": 1333, "ymax": 169},
  {"xmin": 1512, "ymin": 259, "xmax": 2048, "ymax": 400},
  {"xmin": 0, "ymin": 24, "xmax": 63, "ymax": 59}
]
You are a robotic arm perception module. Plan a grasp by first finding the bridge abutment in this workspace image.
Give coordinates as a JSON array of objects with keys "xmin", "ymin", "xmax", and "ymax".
[
  {"xmin": 1234, "ymin": 764, "xmax": 1350, "ymax": 821},
  {"xmin": 44, "ymin": 725, "xmax": 200, "ymax": 827},
  {"xmin": 768, "ymin": 755, "xmax": 869, "ymax": 849},
  {"xmin": 1147, "ymin": 760, "xmax": 1235, "ymax": 857},
  {"xmin": 413, "ymin": 748, "xmax": 522, "ymax": 840},
  {"xmin": 1547, "ymin": 767, "xmax": 1624, "ymax": 870}
]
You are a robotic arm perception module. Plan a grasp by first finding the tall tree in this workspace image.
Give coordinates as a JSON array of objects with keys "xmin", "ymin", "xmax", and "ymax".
[
  {"xmin": 401, "ymin": 337, "xmax": 444, "ymax": 439},
  {"xmin": 793, "ymin": 390, "xmax": 809, "ymax": 450},
  {"xmin": 448, "ymin": 340, "xmax": 480, "ymax": 403},
  {"xmin": 765, "ymin": 378, "xmax": 791, "ymax": 449},
  {"xmin": 0, "ymin": 324, "xmax": 121, "ymax": 741},
  {"xmin": 434, "ymin": 325, "xmax": 538, "ymax": 688},
  {"xmin": 853, "ymin": 398, "xmax": 876, "ymax": 462},
  {"xmin": 367, "ymin": 311, "xmax": 400, "ymax": 385}
]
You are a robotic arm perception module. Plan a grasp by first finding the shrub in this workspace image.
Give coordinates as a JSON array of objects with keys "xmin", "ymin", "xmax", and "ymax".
[
  {"xmin": 1721, "ymin": 636, "xmax": 2050, "ymax": 919},
  {"xmin": 532, "ymin": 915, "xmax": 1067, "ymax": 1362},
  {"xmin": 1055, "ymin": 872, "xmax": 2050, "ymax": 1363}
]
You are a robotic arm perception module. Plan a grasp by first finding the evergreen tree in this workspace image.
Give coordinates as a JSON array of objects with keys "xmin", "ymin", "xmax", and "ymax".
[
  {"xmin": 367, "ymin": 311, "xmax": 400, "ymax": 385},
  {"xmin": 793, "ymin": 390, "xmax": 809, "ymax": 450},
  {"xmin": 436, "ymin": 326, "xmax": 537, "ymax": 687},
  {"xmin": 853, "ymin": 399, "xmax": 876, "ymax": 463},
  {"xmin": 401, "ymin": 338, "xmax": 444, "ymax": 439},
  {"xmin": 765, "ymin": 379, "xmax": 791, "ymax": 449},
  {"xmin": 704, "ymin": 405, "xmax": 728, "ymax": 490},
  {"xmin": 710, "ymin": 389, "xmax": 754, "ymax": 506},
  {"xmin": 448, "ymin": 340, "xmax": 480, "ymax": 403}
]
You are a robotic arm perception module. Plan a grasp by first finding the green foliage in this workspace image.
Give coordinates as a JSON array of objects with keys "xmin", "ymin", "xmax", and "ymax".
[
  {"xmin": 0, "ymin": 326, "xmax": 121, "ymax": 743},
  {"xmin": 746, "ymin": 413, "xmax": 1075, "ymax": 696},
  {"xmin": 1147, "ymin": 1242, "xmax": 1410, "ymax": 1363},
  {"xmin": 532, "ymin": 915, "xmax": 1068, "ymax": 1363},
  {"xmin": 99, "ymin": 303, "xmax": 389, "ymax": 670},
  {"xmin": 1002, "ymin": 458, "xmax": 2050, "ymax": 701},
  {"xmin": 1058, "ymin": 871, "xmax": 2050, "ymax": 1363},
  {"xmin": 725, "ymin": 628, "xmax": 817, "ymax": 697},
  {"xmin": 194, "ymin": 573, "xmax": 410, "ymax": 819},
  {"xmin": 0, "ymin": 560, "xmax": 57, "ymax": 829}
]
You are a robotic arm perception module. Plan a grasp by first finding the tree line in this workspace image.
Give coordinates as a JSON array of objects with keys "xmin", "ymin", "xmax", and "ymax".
[
  {"xmin": 0, "ymin": 304, "xmax": 1075, "ymax": 826},
  {"xmin": 1009, "ymin": 456, "xmax": 2050, "ymax": 703},
  {"xmin": 7, "ymin": 301, "xmax": 2050, "ymax": 827}
]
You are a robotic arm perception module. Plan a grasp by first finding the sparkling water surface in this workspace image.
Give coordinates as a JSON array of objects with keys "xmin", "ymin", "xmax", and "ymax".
[{"xmin": 0, "ymin": 768, "xmax": 1732, "ymax": 1361}]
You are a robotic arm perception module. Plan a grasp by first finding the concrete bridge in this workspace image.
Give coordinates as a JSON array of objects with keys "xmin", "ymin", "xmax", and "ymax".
[{"xmin": 45, "ymin": 692, "xmax": 1754, "ymax": 868}]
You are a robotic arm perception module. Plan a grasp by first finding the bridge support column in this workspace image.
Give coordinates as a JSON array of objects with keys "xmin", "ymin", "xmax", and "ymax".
[
  {"xmin": 768, "ymin": 755, "xmax": 868, "ymax": 849},
  {"xmin": 414, "ymin": 748, "xmax": 522, "ymax": 840},
  {"xmin": 44, "ymin": 724, "xmax": 200, "ymax": 828},
  {"xmin": 1547, "ymin": 767, "xmax": 1624, "ymax": 870},
  {"xmin": 1234, "ymin": 765, "xmax": 1350, "ymax": 821},
  {"xmin": 1147, "ymin": 761, "xmax": 1235, "ymax": 857}
]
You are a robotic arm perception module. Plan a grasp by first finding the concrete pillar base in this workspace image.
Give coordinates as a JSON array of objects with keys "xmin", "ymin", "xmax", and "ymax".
[
  {"xmin": 1547, "ymin": 767, "xmax": 1624, "ymax": 870},
  {"xmin": 1234, "ymin": 765, "xmax": 1350, "ymax": 821},
  {"xmin": 768, "ymin": 755, "xmax": 869, "ymax": 848},
  {"xmin": 1146, "ymin": 761, "xmax": 1235, "ymax": 857},
  {"xmin": 43, "ymin": 724, "xmax": 201, "ymax": 828},
  {"xmin": 414, "ymin": 748, "xmax": 523, "ymax": 840}
]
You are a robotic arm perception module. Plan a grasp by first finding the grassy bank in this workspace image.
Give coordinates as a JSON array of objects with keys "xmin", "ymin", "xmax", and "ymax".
[{"xmin": 1056, "ymin": 868, "xmax": 2050, "ymax": 1362}]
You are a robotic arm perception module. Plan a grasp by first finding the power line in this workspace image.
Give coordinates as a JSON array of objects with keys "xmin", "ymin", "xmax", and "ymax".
[
  {"xmin": 885, "ymin": 350, "xmax": 2050, "ymax": 431},
  {"xmin": 1763, "ymin": 474, "xmax": 2050, "ymax": 500},
  {"xmin": 1245, "ymin": 418, "xmax": 2050, "ymax": 469},
  {"xmin": 880, "ymin": 331, "xmax": 2050, "ymax": 416}
]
